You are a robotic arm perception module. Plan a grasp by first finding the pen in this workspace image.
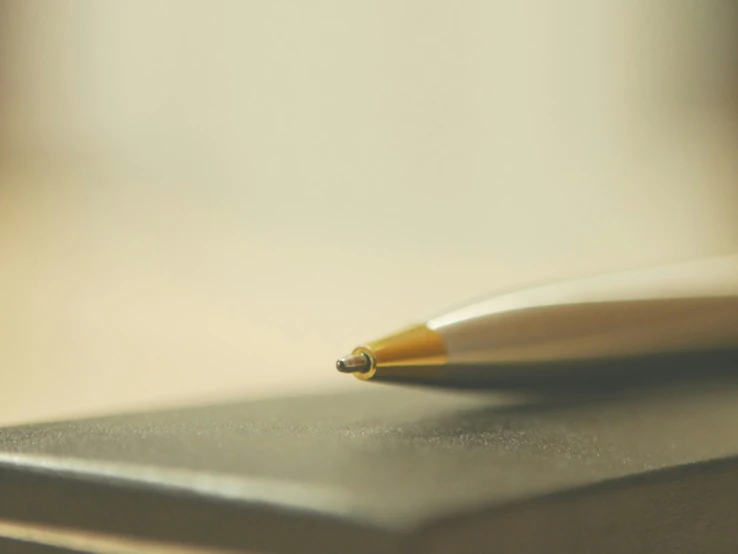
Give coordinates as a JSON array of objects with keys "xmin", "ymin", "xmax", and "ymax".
[{"xmin": 336, "ymin": 254, "xmax": 738, "ymax": 388}]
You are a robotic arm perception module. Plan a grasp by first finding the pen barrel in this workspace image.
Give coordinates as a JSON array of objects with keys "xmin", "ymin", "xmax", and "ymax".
[
  {"xmin": 433, "ymin": 296, "xmax": 738, "ymax": 366},
  {"xmin": 429, "ymin": 255, "xmax": 738, "ymax": 366}
]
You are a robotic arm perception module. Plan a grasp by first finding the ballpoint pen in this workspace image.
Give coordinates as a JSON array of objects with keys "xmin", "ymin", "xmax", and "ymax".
[{"xmin": 336, "ymin": 254, "xmax": 738, "ymax": 388}]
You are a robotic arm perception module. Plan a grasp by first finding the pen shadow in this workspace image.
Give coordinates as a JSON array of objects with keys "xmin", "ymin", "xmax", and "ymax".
[{"xmin": 381, "ymin": 350, "xmax": 738, "ymax": 438}]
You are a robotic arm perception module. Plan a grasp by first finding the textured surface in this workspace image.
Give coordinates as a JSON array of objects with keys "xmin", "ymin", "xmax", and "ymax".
[{"xmin": 2, "ymin": 381, "xmax": 738, "ymax": 552}]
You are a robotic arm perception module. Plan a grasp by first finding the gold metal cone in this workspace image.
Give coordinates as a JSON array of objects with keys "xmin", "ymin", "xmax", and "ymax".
[{"xmin": 350, "ymin": 324, "xmax": 447, "ymax": 381}]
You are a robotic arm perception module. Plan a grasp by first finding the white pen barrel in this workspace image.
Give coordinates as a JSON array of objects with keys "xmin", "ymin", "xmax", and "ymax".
[{"xmin": 427, "ymin": 255, "xmax": 738, "ymax": 366}]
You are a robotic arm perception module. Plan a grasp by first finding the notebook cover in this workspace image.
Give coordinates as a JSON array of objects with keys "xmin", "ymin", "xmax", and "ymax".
[{"xmin": 2, "ymin": 378, "xmax": 738, "ymax": 553}]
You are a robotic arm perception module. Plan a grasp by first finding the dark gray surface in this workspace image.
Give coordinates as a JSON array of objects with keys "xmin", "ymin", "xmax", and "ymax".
[
  {"xmin": 2, "ymin": 381, "xmax": 738, "ymax": 553},
  {"xmin": 0, "ymin": 538, "xmax": 83, "ymax": 554}
]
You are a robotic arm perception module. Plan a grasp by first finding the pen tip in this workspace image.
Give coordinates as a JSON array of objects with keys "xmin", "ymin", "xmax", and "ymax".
[{"xmin": 336, "ymin": 353, "xmax": 371, "ymax": 374}]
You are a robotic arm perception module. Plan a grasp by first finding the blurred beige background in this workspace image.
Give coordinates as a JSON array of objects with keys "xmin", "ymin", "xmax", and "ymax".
[{"xmin": 0, "ymin": 1, "xmax": 737, "ymax": 425}]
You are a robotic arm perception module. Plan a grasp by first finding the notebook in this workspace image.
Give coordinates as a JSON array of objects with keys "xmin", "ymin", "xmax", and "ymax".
[{"xmin": 2, "ymin": 378, "xmax": 738, "ymax": 553}]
